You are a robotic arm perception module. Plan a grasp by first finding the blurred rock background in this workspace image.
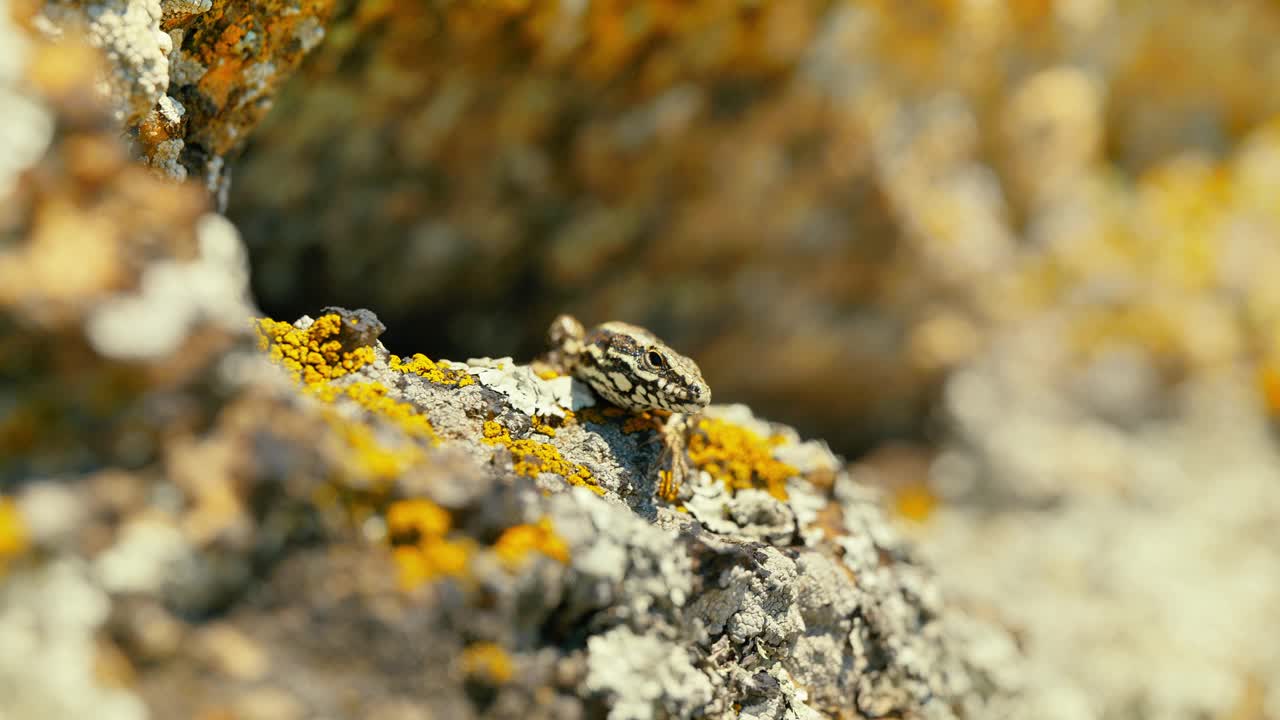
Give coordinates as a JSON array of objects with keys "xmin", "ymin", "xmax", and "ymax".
[{"xmin": 229, "ymin": 0, "xmax": 1280, "ymax": 456}]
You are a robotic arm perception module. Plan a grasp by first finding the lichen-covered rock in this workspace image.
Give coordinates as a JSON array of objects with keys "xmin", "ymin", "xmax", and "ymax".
[
  {"xmin": 1, "ymin": 15, "xmax": 1023, "ymax": 720},
  {"xmin": 235, "ymin": 307, "xmax": 1027, "ymax": 720},
  {"xmin": 26, "ymin": 0, "xmax": 332, "ymax": 196},
  {"xmin": 37, "ymin": 0, "xmax": 172, "ymax": 126},
  {"xmin": 9, "ymin": 3, "xmax": 1280, "ymax": 720}
]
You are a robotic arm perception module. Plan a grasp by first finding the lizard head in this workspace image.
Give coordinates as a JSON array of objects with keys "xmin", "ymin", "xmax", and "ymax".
[{"xmin": 584, "ymin": 321, "xmax": 711, "ymax": 414}]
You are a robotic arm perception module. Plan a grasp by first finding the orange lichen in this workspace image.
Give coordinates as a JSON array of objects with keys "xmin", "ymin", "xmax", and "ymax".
[
  {"xmin": 179, "ymin": 0, "xmax": 338, "ymax": 156},
  {"xmin": 460, "ymin": 642, "xmax": 514, "ymax": 685},
  {"xmin": 1259, "ymin": 364, "xmax": 1280, "ymax": 415},
  {"xmin": 688, "ymin": 418, "xmax": 798, "ymax": 500},
  {"xmin": 389, "ymin": 353, "xmax": 475, "ymax": 387},
  {"xmin": 481, "ymin": 420, "xmax": 604, "ymax": 495},
  {"xmin": 0, "ymin": 498, "xmax": 28, "ymax": 567},
  {"xmin": 576, "ymin": 406, "xmax": 626, "ymax": 425},
  {"xmin": 576, "ymin": 405, "xmax": 662, "ymax": 434},
  {"xmin": 656, "ymin": 469, "xmax": 679, "ymax": 503},
  {"xmin": 622, "ymin": 410, "xmax": 666, "ymax": 434},
  {"xmin": 256, "ymin": 314, "xmax": 376, "ymax": 386},
  {"xmin": 492, "ymin": 517, "xmax": 570, "ymax": 568}
]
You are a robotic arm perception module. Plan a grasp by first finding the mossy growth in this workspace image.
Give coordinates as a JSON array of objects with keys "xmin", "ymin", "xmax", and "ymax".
[
  {"xmin": 688, "ymin": 417, "xmax": 798, "ymax": 500},
  {"xmin": 256, "ymin": 313, "xmax": 377, "ymax": 386},
  {"xmin": 481, "ymin": 420, "xmax": 604, "ymax": 495}
]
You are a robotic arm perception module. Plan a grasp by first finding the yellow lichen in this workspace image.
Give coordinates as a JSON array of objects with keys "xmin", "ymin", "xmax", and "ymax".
[
  {"xmin": 460, "ymin": 642, "xmax": 514, "ymax": 684},
  {"xmin": 492, "ymin": 517, "xmax": 570, "ymax": 568},
  {"xmin": 341, "ymin": 382, "xmax": 439, "ymax": 446},
  {"xmin": 319, "ymin": 382, "xmax": 440, "ymax": 483},
  {"xmin": 0, "ymin": 498, "xmax": 28, "ymax": 567},
  {"xmin": 389, "ymin": 353, "xmax": 475, "ymax": 387},
  {"xmin": 892, "ymin": 482, "xmax": 938, "ymax": 523},
  {"xmin": 387, "ymin": 498, "xmax": 451, "ymax": 538},
  {"xmin": 535, "ymin": 368, "xmax": 560, "ymax": 380},
  {"xmin": 386, "ymin": 498, "xmax": 473, "ymax": 590},
  {"xmin": 333, "ymin": 419, "xmax": 422, "ymax": 481},
  {"xmin": 393, "ymin": 540, "xmax": 472, "ymax": 590},
  {"xmin": 481, "ymin": 420, "xmax": 604, "ymax": 495},
  {"xmin": 529, "ymin": 415, "xmax": 558, "ymax": 437},
  {"xmin": 256, "ymin": 314, "xmax": 376, "ymax": 386},
  {"xmin": 688, "ymin": 417, "xmax": 798, "ymax": 500}
]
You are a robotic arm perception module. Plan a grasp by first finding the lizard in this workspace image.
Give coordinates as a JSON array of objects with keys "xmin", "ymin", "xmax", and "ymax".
[{"xmin": 542, "ymin": 314, "xmax": 711, "ymax": 498}]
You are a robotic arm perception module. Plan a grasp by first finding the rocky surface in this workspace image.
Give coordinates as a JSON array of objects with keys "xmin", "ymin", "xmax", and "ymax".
[
  {"xmin": 2, "ymin": 10, "xmax": 1025, "ymax": 719},
  {"xmin": 31, "ymin": 0, "xmax": 332, "ymax": 199}
]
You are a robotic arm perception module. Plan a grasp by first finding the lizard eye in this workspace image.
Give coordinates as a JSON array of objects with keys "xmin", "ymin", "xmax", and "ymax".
[{"xmin": 645, "ymin": 350, "xmax": 667, "ymax": 369}]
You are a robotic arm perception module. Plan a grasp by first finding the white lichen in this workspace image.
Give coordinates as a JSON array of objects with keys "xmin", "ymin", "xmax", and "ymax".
[
  {"xmin": 42, "ymin": 0, "xmax": 171, "ymax": 124},
  {"xmin": 86, "ymin": 213, "xmax": 256, "ymax": 359},
  {"xmin": 0, "ymin": 559, "xmax": 148, "ymax": 720},
  {"xmin": 464, "ymin": 356, "xmax": 593, "ymax": 417},
  {"xmin": 0, "ymin": 8, "xmax": 54, "ymax": 198},
  {"xmin": 585, "ymin": 627, "xmax": 714, "ymax": 720}
]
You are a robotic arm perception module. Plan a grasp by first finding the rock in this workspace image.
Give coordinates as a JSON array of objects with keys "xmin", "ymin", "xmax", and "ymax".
[
  {"xmin": 0, "ymin": 16, "xmax": 1023, "ymax": 713},
  {"xmin": 9, "ymin": 3, "xmax": 1280, "ymax": 720}
]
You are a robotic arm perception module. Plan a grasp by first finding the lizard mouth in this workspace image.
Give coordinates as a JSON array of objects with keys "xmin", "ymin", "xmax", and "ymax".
[{"xmin": 667, "ymin": 388, "xmax": 710, "ymax": 413}]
